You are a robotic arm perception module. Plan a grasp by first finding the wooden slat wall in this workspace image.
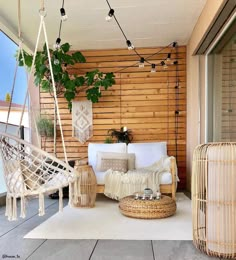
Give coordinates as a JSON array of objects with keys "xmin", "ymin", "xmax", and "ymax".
[{"xmin": 40, "ymin": 46, "xmax": 187, "ymax": 189}]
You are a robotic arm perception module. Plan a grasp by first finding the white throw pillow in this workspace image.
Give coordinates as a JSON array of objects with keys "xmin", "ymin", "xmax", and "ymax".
[
  {"xmin": 96, "ymin": 151, "xmax": 135, "ymax": 171},
  {"xmin": 127, "ymin": 142, "xmax": 167, "ymax": 169},
  {"xmin": 100, "ymin": 158, "xmax": 128, "ymax": 172}
]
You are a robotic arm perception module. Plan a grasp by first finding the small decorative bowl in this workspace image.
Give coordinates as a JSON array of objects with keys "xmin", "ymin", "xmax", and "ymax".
[{"xmin": 144, "ymin": 188, "xmax": 153, "ymax": 195}]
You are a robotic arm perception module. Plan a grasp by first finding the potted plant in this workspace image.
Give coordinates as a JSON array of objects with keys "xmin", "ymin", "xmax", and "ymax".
[
  {"xmin": 36, "ymin": 117, "xmax": 54, "ymax": 137},
  {"xmin": 108, "ymin": 127, "xmax": 133, "ymax": 144},
  {"xmin": 36, "ymin": 116, "xmax": 54, "ymax": 150},
  {"xmin": 104, "ymin": 136, "xmax": 113, "ymax": 143}
]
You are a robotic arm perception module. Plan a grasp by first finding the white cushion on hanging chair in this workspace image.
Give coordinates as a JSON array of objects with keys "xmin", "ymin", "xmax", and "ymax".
[
  {"xmin": 5, "ymin": 160, "xmax": 26, "ymax": 193},
  {"xmin": 44, "ymin": 172, "xmax": 74, "ymax": 188}
]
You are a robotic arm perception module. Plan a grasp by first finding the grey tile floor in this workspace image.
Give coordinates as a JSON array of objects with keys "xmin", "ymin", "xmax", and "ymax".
[{"xmin": 0, "ymin": 195, "xmax": 228, "ymax": 260}]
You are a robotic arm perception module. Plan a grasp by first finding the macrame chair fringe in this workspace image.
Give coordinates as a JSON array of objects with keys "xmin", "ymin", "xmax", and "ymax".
[
  {"xmin": 0, "ymin": 132, "xmax": 77, "ymax": 221},
  {"xmin": 20, "ymin": 195, "xmax": 26, "ymax": 218},
  {"xmin": 59, "ymin": 188, "xmax": 63, "ymax": 212}
]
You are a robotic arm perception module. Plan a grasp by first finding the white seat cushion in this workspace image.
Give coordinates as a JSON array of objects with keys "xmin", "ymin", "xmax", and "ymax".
[
  {"xmin": 96, "ymin": 171, "xmax": 109, "ymax": 185},
  {"xmin": 97, "ymin": 171, "xmax": 172, "ymax": 185},
  {"xmin": 127, "ymin": 142, "xmax": 167, "ymax": 169}
]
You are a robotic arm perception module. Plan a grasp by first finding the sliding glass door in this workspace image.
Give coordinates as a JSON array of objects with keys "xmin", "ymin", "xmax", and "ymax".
[{"xmin": 207, "ymin": 19, "xmax": 236, "ymax": 142}]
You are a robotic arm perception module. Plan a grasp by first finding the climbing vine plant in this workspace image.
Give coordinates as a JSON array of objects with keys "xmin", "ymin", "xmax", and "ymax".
[{"xmin": 18, "ymin": 42, "xmax": 115, "ymax": 110}]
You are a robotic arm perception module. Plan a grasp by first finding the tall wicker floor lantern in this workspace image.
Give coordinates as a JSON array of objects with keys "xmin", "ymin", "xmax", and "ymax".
[{"xmin": 192, "ymin": 143, "xmax": 236, "ymax": 258}]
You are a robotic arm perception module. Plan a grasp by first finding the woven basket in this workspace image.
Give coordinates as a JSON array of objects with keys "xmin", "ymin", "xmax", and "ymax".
[{"xmin": 119, "ymin": 195, "xmax": 176, "ymax": 219}]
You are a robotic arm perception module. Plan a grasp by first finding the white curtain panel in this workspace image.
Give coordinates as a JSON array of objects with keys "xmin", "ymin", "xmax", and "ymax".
[{"xmin": 72, "ymin": 101, "xmax": 93, "ymax": 144}]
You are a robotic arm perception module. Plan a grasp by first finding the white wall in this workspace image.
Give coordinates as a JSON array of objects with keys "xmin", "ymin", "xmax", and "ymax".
[{"xmin": 0, "ymin": 110, "xmax": 29, "ymax": 127}]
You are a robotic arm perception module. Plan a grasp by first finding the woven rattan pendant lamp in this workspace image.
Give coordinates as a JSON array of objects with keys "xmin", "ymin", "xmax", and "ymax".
[{"xmin": 192, "ymin": 143, "xmax": 236, "ymax": 258}]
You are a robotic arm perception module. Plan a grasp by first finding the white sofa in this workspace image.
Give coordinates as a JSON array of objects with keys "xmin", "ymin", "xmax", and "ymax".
[{"xmin": 88, "ymin": 142, "xmax": 177, "ymax": 199}]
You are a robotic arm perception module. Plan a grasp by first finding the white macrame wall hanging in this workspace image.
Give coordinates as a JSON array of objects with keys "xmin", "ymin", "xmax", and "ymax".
[{"xmin": 72, "ymin": 101, "xmax": 93, "ymax": 144}]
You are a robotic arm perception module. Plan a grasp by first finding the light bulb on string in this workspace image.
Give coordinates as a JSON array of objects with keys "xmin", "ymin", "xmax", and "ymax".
[
  {"xmin": 126, "ymin": 40, "xmax": 134, "ymax": 50},
  {"xmin": 139, "ymin": 57, "xmax": 145, "ymax": 68},
  {"xmin": 166, "ymin": 53, "xmax": 171, "ymax": 62},
  {"xmin": 151, "ymin": 64, "xmax": 156, "ymax": 73},
  {"xmin": 54, "ymin": 59, "xmax": 60, "ymax": 65},
  {"xmin": 161, "ymin": 61, "xmax": 168, "ymax": 69},
  {"xmin": 106, "ymin": 9, "xmax": 114, "ymax": 21},
  {"xmin": 54, "ymin": 53, "xmax": 60, "ymax": 65},
  {"xmin": 53, "ymin": 38, "xmax": 61, "ymax": 50},
  {"xmin": 172, "ymin": 42, "xmax": 177, "ymax": 48},
  {"xmin": 60, "ymin": 8, "xmax": 68, "ymax": 21}
]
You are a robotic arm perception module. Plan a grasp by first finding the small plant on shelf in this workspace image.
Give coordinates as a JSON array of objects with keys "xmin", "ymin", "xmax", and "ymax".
[
  {"xmin": 36, "ymin": 116, "xmax": 54, "ymax": 150},
  {"xmin": 104, "ymin": 136, "xmax": 113, "ymax": 143},
  {"xmin": 108, "ymin": 127, "xmax": 133, "ymax": 144}
]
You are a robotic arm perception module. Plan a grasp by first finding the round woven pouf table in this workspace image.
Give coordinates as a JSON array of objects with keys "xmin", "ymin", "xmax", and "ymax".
[{"xmin": 119, "ymin": 195, "xmax": 176, "ymax": 219}]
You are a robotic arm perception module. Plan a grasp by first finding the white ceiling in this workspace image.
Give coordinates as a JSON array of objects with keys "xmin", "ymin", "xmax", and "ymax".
[{"xmin": 0, "ymin": 0, "xmax": 207, "ymax": 51}]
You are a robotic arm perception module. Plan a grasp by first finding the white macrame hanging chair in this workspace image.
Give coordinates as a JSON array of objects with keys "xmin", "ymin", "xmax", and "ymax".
[{"xmin": 0, "ymin": 1, "xmax": 78, "ymax": 221}]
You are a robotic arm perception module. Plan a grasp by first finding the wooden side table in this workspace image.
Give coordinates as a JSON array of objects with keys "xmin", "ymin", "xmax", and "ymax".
[{"xmin": 74, "ymin": 165, "xmax": 97, "ymax": 208}]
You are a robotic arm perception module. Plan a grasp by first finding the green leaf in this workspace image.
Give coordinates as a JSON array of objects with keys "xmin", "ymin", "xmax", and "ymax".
[
  {"xmin": 64, "ymin": 91, "xmax": 75, "ymax": 101},
  {"xmin": 75, "ymin": 76, "xmax": 85, "ymax": 86},
  {"xmin": 64, "ymin": 80, "xmax": 76, "ymax": 91},
  {"xmin": 62, "ymin": 71, "xmax": 70, "ymax": 82},
  {"xmin": 43, "ymin": 43, "xmax": 47, "ymax": 54},
  {"xmin": 34, "ymin": 75, "xmax": 41, "ymax": 86},
  {"xmin": 24, "ymin": 53, "xmax": 33, "ymax": 68},
  {"xmin": 61, "ymin": 43, "xmax": 70, "ymax": 53},
  {"xmin": 86, "ymin": 70, "xmax": 98, "ymax": 86},
  {"xmin": 62, "ymin": 54, "xmax": 74, "ymax": 65},
  {"xmin": 41, "ymin": 80, "xmax": 50, "ymax": 91},
  {"xmin": 39, "ymin": 64, "xmax": 47, "ymax": 74},
  {"xmin": 72, "ymin": 52, "xmax": 86, "ymax": 63},
  {"xmin": 86, "ymin": 87, "xmax": 101, "ymax": 103},
  {"xmin": 68, "ymin": 101, "xmax": 72, "ymax": 112},
  {"xmin": 100, "ymin": 72, "xmax": 115, "ymax": 89},
  {"xmin": 94, "ymin": 81, "xmax": 102, "ymax": 88}
]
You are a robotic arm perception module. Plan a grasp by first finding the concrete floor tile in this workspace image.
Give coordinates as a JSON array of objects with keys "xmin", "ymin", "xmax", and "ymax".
[
  {"xmin": 27, "ymin": 240, "xmax": 97, "ymax": 260},
  {"xmin": 152, "ymin": 240, "xmax": 219, "ymax": 260},
  {"xmin": 91, "ymin": 240, "xmax": 154, "ymax": 260}
]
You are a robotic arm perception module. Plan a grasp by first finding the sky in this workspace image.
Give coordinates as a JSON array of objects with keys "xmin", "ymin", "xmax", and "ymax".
[{"xmin": 0, "ymin": 31, "xmax": 27, "ymax": 105}]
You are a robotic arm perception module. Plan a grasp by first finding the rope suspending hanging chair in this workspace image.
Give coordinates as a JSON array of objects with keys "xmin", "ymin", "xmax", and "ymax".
[{"xmin": 0, "ymin": 1, "xmax": 78, "ymax": 221}]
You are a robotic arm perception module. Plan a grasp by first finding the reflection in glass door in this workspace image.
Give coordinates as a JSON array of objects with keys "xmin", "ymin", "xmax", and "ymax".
[{"xmin": 207, "ymin": 20, "xmax": 236, "ymax": 142}]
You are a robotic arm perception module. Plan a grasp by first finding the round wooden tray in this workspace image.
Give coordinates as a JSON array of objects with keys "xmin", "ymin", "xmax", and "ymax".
[{"xmin": 119, "ymin": 195, "xmax": 176, "ymax": 219}]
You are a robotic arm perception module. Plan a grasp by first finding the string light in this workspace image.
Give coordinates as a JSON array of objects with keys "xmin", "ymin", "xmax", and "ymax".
[
  {"xmin": 166, "ymin": 53, "xmax": 171, "ymax": 61},
  {"xmin": 151, "ymin": 64, "xmax": 156, "ymax": 73},
  {"xmin": 54, "ymin": 0, "xmax": 68, "ymax": 50},
  {"xmin": 105, "ymin": 1, "xmax": 178, "ymax": 72},
  {"xmin": 60, "ymin": 7, "xmax": 68, "ymax": 21},
  {"xmin": 53, "ymin": 37, "xmax": 61, "ymax": 49},
  {"xmin": 172, "ymin": 42, "xmax": 177, "ymax": 48},
  {"xmin": 54, "ymin": 58, "xmax": 60, "ymax": 65},
  {"xmin": 126, "ymin": 40, "xmax": 134, "ymax": 50},
  {"xmin": 106, "ymin": 9, "xmax": 114, "ymax": 21},
  {"xmin": 139, "ymin": 57, "xmax": 145, "ymax": 68},
  {"xmin": 161, "ymin": 61, "xmax": 168, "ymax": 69}
]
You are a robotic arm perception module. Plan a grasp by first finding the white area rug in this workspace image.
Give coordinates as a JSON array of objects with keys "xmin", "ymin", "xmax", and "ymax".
[{"xmin": 25, "ymin": 193, "xmax": 192, "ymax": 240}]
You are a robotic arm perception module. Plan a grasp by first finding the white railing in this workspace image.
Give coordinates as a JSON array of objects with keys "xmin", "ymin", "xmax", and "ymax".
[{"xmin": 0, "ymin": 122, "xmax": 29, "ymax": 194}]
